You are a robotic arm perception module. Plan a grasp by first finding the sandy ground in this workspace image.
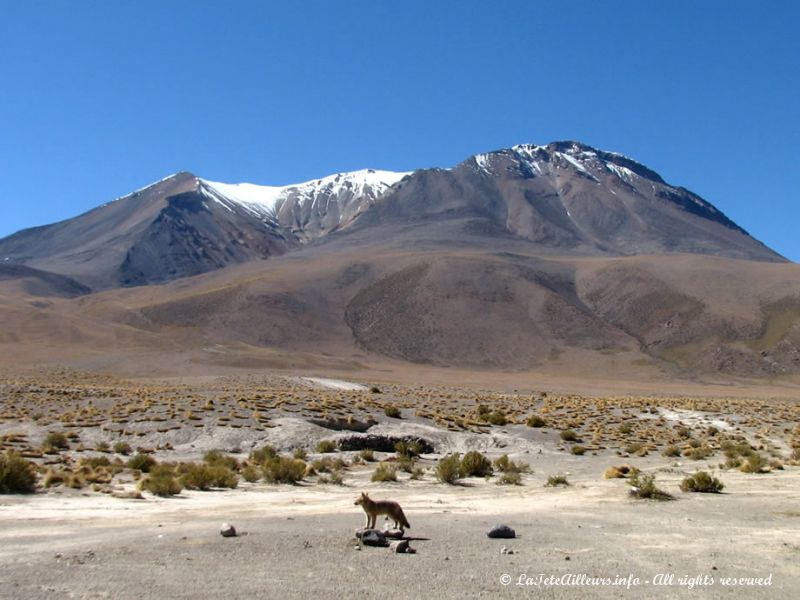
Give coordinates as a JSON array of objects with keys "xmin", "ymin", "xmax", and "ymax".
[{"xmin": 1, "ymin": 461, "xmax": 798, "ymax": 600}]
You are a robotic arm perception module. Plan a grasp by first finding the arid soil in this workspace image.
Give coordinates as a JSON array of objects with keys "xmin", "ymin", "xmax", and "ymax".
[{"xmin": 1, "ymin": 370, "xmax": 799, "ymax": 599}]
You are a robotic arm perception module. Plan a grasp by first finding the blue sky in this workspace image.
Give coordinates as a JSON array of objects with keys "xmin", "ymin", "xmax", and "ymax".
[{"xmin": 1, "ymin": 1, "xmax": 798, "ymax": 259}]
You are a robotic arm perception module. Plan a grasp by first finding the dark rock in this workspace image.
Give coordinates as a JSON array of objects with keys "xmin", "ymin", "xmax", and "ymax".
[
  {"xmin": 220, "ymin": 523, "xmax": 237, "ymax": 538},
  {"xmin": 487, "ymin": 524, "xmax": 516, "ymax": 539}
]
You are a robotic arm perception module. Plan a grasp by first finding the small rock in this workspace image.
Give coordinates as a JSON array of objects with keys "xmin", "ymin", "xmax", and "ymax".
[
  {"xmin": 220, "ymin": 523, "xmax": 237, "ymax": 538},
  {"xmin": 487, "ymin": 524, "xmax": 516, "ymax": 539},
  {"xmin": 500, "ymin": 546, "xmax": 515, "ymax": 555},
  {"xmin": 390, "ymin": 540, "xmax": 410, "ymax": 553},
  {"xmin": 565, "ymin": 556, "xmax": 570, "ymax": 561}
]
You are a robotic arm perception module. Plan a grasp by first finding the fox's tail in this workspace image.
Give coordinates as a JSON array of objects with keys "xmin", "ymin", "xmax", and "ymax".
[{"xmin": 399, "ymin": 510, "xmax": 411, "ymax": 529}]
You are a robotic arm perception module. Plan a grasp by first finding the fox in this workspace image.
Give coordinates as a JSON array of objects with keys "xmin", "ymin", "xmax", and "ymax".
[{"xmin": 354, "ymin": 492, "xmax": 411, "ymax": 532}]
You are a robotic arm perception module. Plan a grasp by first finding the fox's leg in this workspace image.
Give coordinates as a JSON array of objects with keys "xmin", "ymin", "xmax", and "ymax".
[{"xmin": 364, "ymin": 513, "xmax": 370, "ymax": 528}]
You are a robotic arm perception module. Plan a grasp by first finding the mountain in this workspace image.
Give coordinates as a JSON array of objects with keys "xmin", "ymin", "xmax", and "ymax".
[
  {"xmin": 0, "ymin": 169, "xmax": 409, "ymax": 289},
  {"xmin": 348, "ymin": 141, "xmax": 781, "ymax": 262},
  {"xmin": 1, "ymin": 141, "xmax": 798, "ymax": 381},
  {"xmin": 0, "ymin": 141, "xmax": 782, "ymax": 291}
]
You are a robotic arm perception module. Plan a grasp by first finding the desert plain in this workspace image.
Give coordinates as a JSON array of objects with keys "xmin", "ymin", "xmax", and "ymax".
[{"xmin": 1, "ymin": 367, "xmax": 798, "ymax": 599}]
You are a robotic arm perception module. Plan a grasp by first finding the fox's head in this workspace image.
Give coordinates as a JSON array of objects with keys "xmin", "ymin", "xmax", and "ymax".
[{"xmin": 354, "ymin": 492, "xmax": 369, "ymax": 506}]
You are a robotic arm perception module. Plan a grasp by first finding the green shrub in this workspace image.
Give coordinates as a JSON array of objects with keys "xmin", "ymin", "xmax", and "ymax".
[
  {"xmin": 44, "ymin": 431, "xmax": 69, "ymax": 451},
  {"xmin": 179, "ymin": 463, "xmax": 239, "ymax": 490},
  {"xmin": 560, "ymin": 429, "xmax": 579, "ymax": 442},
  {"xmin": 436, "ymin": 454, "xmax": 462, "ymax": 484},
  {"xmin": 680, "ymin": 471, "xmax": 724, "ymax": 493},
  {"xmin": 263, "ymin": 456, "xmax": 306, "ymax": 484},
  {"xmin": 0, "ymin": 452, "xmax": 37, "ymax": 494},
  {"xmin": 493, "ymin": 454, "xmax": 531, "ymax": 474},
  {"xmin": 571, "ymin": 445, "xmax": 586, "ymax": 456},
  {"xmin": 318, "ymin": 471, "xmax": 345, "ymax": 485},
  {"xmin": 686, "ymin": 446, "xmax": 713, "ymax": 460},
  {"xmin": 359, "ymin": 449, "xmax": 375, "ymax": 462},
  {"xmin": 311, "ymin": 456, "xmax": 348, "ymax": 473},
  {"xmin": 293, "ymin": 448, "xmax": 308, "ymax": 460},
  {"xmin": 81, "ymin": 456, "xmax": 111, "ymax": 469},
  {"xmin": 545, "ymin": 474, "xmax": 570, "ymax": 487},
  {"xmin": 486, "ymin": 411, "xmax": 507, "ymax": 426},
  {"xmin": 526, "ymin": 415, "xmax": 546, "ymax": 428},
  {"xmin": 203, "ymin": 450, "xmax": 239, "ymax": 471},
  {"xmin": 384, "ymin": 405, "xmax": 402, "ymax": 418},
  {"xmin": 662, "ymin": 445, "xmax": 681, "ymax": 457},
  {"xmin": 95, "ymin": 441, "xmax": 110, "ymax": 453},
  {"xmin": 629, "ymin": 472, "xmax": 673, "ymax": 500},
  {"xmin": 315, "ymin": 440, "xmax": 337, "ymax": 454},
  {"xmin": 739, "ymin": 452, "xmax": 767, "ymax": 474},
  {"xmin": 241, "ymin": 464, "xmax": 260, "ymax": 483},
  {"xmin": 497, "ymin": 471, "xmax": 522, "ymax": 485},
  {"xmin": 394, "ymin": 440, "xmax": 423, "ymax": 458},
  {"xmin": 460, "ymin": 451, "xmax": 493, "ymax": 477},
  {"xmin": 113, "ymin": 441, "xmax": 132, "ymax": 455},
  {"xmin": 139, "ymin": 464, "xmax": 182, "ymax": 497},
  {"xmin": 127, "ymin": 453, "xmax": 157, "ymax": 473},
  {"xmin": 250, "ymin": 445, "xmax": 278, "ymax": 463},
  {"xmin": 371, "ymin": 462, "xmax": 398, "ymax": 482}
]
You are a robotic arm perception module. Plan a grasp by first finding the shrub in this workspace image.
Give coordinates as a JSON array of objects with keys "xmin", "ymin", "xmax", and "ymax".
[
  {"xmin": 95, "ymin": 441, "xmax": 110, "ymax": 453},
  {"xmin": 293, "ymin": 448, "xmax": 308, "ymax": 461},
  {"xmin": 179, "ymin": 463, "xmax": 239, "ymax": 490},
  {"xmin": 312, "ymin": 456, "xmax": 348, "ymax": 473},
  {"xmin": 127, "ymin": 453, "xmax": 157, "ymax": 473},
  {"xmin": 140, "ymin": 464, "xmax": 182, "ymax": 497},
  {"xmin": 436, "ymin": 453, "xmax": 462, "ymax": 484},
  {"xmin": 241, "ymin": 465, "xmax": 260, "ymax": 483},
  {"xmin": 497, "ymin": 471, "xmax": 522, "ymax": 485},
  {"xmin": 263, "ymin": 456, "xmax": 306, "ymax": 484},
  {"xmin": 316, "ymin": 440, "xmax": 337, "ymax": 454},
  {"xmin": 662, "ymin": 445, "xmax": 681, "ymax": 457},
  {"xmin": 560, "ymin": 430, "xmax": 579, "ymax": 442},
  {"xmin": 81, "ymin": 456, "xmax": 111, "ymax": 469},
  {"xmin": 739, "ymin": 452, "xmax": 767, "ymax": 474},
  {"xmin": 359, "ymin": 449, "xmax": 375, "ymax": 462},
  {"xmin": 113, "ymin": 441, "xmax": 132, "ymax": 455},
  {"xmin": 43, "ymin": 432, "xmax": 69, "ymax": 451},
  {"xmin": 410, "ymin": 466, "xmax": 425, "ymax": 480},
  {"xmin": 318, "ymin": 471, "xmax": 345, "ymax": 485},
  {"xmin": 250, "ymin": 445, "xmax": 278, "ymax": 463},
  {"xmin": 494, "ymin": 454, "xmax": 530, "ymax": 474},
  {"xmin": 571, "ymin": 445, "xmax": 586, "ymax": 456},
  {"xmin": 486, "ymin": 411, "xmax": 507, "ymax": 426},
  {"xmin": 371, "ymin": 462, "xmax": 397, "ymax": 482},
  {"xmin": 545, "ymin": 474, "xmax": 570, "ymax": 487},
  {"xmin": 680, "ymin": 471, "xmax": 724, "ymax": 493},
  {"xmin": 629, "ymin": 472, "xmax": 673, "ymax": 500},
  {"xmin": 394, "ymin": 440, "xmax": 423, "ymax": 458},
  {"xmin": 686, "ymin": 446, "xmax": 713, "ymax": 460},
  {"xmin": 384, "ymin": 405, "xmax": 402, "ymax": 418},
  {"xmin": 526, "ymin": 415, "xmax": 546, "ymax": 428},
  {"xmin": 459, "ymin": 451, "xmax": 493, "ymax": 477},
  {"xmin": 203, "ymin": 450, "xmax": 238, "ymax": 471},
  {"xmin": 370, "ymin": 386, "xmax": 382, "ymax": 394},
  {"xmin": 0, "ymin": 452, "xmax": 37, "ymax": 494}
]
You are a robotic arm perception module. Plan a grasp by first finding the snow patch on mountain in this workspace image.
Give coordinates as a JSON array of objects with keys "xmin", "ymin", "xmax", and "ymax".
[{"xmin": 200, "ymin": 169, "xmax": 410, "ymax": 218}]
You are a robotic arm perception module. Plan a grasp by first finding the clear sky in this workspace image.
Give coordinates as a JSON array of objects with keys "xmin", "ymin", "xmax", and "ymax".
[{"xmin": 1, "ymin": 1, "xmax": 798, "ymax": 260}]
